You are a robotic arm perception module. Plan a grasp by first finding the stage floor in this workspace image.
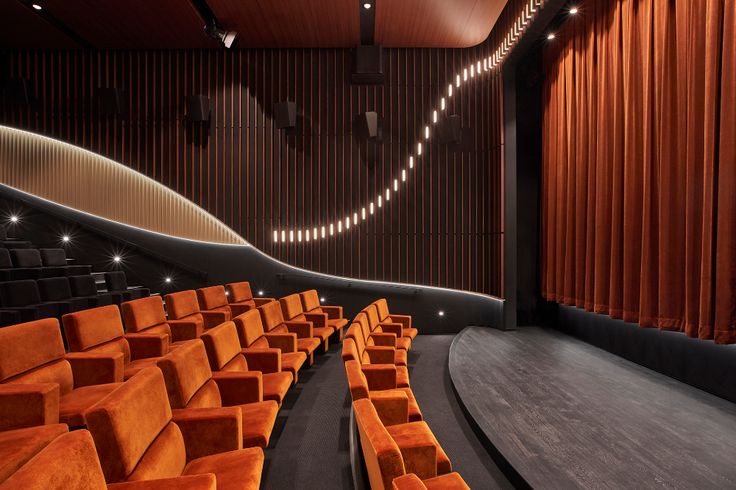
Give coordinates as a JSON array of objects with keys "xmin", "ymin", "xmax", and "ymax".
[{"xmin": 449, "ymin": 327, "xmax": 736, "ymax": 489}]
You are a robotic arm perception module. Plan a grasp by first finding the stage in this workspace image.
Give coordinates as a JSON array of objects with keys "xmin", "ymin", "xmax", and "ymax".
[{"xmin": 449, "ymin": 327, "xmax": 736, "ymax": 489}]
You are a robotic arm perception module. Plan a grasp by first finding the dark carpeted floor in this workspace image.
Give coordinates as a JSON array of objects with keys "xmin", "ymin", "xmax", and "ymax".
[{"xmin": 261, "ymin": 334, "xmax": 511, "ymax": 490}]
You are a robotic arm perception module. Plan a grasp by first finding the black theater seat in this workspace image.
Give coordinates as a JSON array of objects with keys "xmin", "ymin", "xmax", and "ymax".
[
  {"xmin": 0, "ymin": 308, "xmax": 21, "ymax": 327},
  {"xmin": 0, "ymin": 279, "xmax": 66, "ymax": 321},
  {"xmin": 68, "ymin": 274, "xmax": 115, "ymax": 306},
  {"xmin": 39, "ymin": 248, "xmax": 93, "ymax": 276},
  {"xmin": 0, "ymin": 225, "xmax": 31, "ymax": 249},
  {"xmin": 37, "ymin": 277, "xmax": 95, "ymax": 311},
  {"xmin": 0, "ymin": 248, "xmax": 35, "ymax": 280},
  {"xmin": 10, "ymin": 249, "xmax": 65, "ymax": 278},
  {"xmin": 104, "ymin": 271, "xmax": 149, "ymax": 301}
]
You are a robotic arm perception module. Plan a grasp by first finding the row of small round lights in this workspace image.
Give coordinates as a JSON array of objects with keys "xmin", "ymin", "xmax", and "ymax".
[{"xmin": 272, "ymin": 0, "xmax": 548, "ymax": 244}]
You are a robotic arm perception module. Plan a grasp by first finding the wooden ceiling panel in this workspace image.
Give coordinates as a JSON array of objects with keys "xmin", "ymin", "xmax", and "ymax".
[
  {"xmin": 207, "ymin": 0, "xmax": 361, "ymax": 47},
  {"xmin": 375, "ymin": 0, "xmax": 508, "ymax": 48},
  {"xmin": 0, "ymin": 1, "xmax": 79, "ymax": 49},
  {"xmin": 42, "ymin": 0, "xmax": 218, "ymax": 48}
]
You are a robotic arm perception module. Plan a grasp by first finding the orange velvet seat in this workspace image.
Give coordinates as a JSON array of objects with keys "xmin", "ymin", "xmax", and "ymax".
[
  {"xmin": 196, "ymin": 286, "xmax": 233, "ymax": 326},
  {"xmin": 353, "ymin": 398, "xmax": 452, "ymax": 490},
  {"xmin": 373, "ymin": 299, "xmax": 418, "ymax": 339},
  {"xmin": 342, "ymin": 337, "xmax": 410, "ymax": 388},
  {"xmin": 163, "ymin": 291, "xmax": 208, "ymax": 332},
  {"xmin": 0, "ymin": 423, "xmax": 68, "ymax": 484},
  {"xmin": 392, "ymin": 473, "xmax": 470, "ymax": 490},
  {"xmin": 299, "ymin": 289, "xmax": 348, "ymax": 339},
  {"xmin": 200, "ymin": 322, "xmax": 292, "ymax": 406},
  {"xmin": 157, "ymin": 339, "xmax": 278, "ymax": 449},
  {"xmin": 224, "ymin": 282, "xmax": 275, "ymax": 316},
  {"xmin": 344, "ymin": 360, "xmax": 422, "ymax": 425},
  {"xmin": 232, "ymin": 309, "xmax": 307, "ymax": 383},
  {"xmin": 279, "ymin": 293, "xmax": 334, "ymax": 351},
  {"xmin": 258, "ymin": 300, "xmax": 321, "ymax": 366},
  {"xmin": 0, "ymin": 318, "xmax": 122, "ymax": 429},
  {"xmin": 85, "ymin": 366, "xmax": 264, "ymax": 489},
  {"xmin": 122, "ymin": 296, "xmax": 202, "ymax": 345},
  {"xmin": 62, "ymin": 305, "xmax": 167, "ymax": 381},
  {"xmin": 365, "ymin": 306, "xmax": 414, "ymax": 349},
  {"xmin": 348, "ymin": 317, "xmax": 408, "ymax": 366}
]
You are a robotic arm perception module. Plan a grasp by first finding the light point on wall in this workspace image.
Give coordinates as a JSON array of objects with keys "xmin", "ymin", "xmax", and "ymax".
[
  {"xmin": 438, "ymin": 310, "xmax": 445, "ymax": 317},
  {"xmin": 409, "ymin": 156, "xmax": 414, "ymax": 168},
  {"xmin": 385, "ymin": 188, "xmax": 390, "ymax": 201},
  {"xmin": 337, "ymin": 221, "xmax": 342, "ymax": 233},
  {"xmin": 32, "ymin": 4, "xmax": 42, "ymax": 10},
  {"xmin": 353, "ymin": 212, "xmax": 359, "ymax": 223},
  {"xmin": 258, "ymin": 290, "xmax": 265, "ymax": 296},
  {"xmin": 322, "ymin": 226, "xmax": 327, "ymax": 238},
  {"xmin": 363, "ymin": 2, "xmax": 372, "ymax": 9},
  {"xmin": 455, "ymin": 75, "xmax": 460, "ymax": 87},
  {"xmin": 306, "ymin": 230, "xmax": 311, "ymax": 242},
  {"xmin": 441, "ymin": 98, "xmax": 446, "ymax": 110},
  {"xmin": 369, "ymin": 202, "xmax": 374, "ymax": 214},
  {"xmin": 320, "ymin": 297, "xmax": 326, "ymax": 303},
  {"xmin": 569, "ymin": 6, "xmax": 579, "ymax": 14},
  {"xmin": 378, "ymin": 195, "xmax": 383, "ymax": 208},
  {"xmin": 345, "ymin": 217, "xmax": 351, "ymax": 230},
  {"xmin": 113, "ymin": 255, "xmax": 122, "ymax": 263},
  {"xmin": 401, "ymin": 169, "xmax": 406, "ymax": 182},
  {"xmin": 448, "ymin": 84, "xmax": 453, "ymax": 97},
  {"xmin": 61, "ymin": 235, "xmax": 71, "ymax": 243},
  {"xmin": 224, "ymin": 290, "xmax": 230, "ymax": 296},
  {"xmin": 281, "ymin": 230, "xmax": 286, "ymax": 242},
  {"xmin": 297, "ymin": 230, "xmax": 302, "ymax": 242},
  {"xmin": 547, "ymin": 33, "xmax": 556, "ymax": 40},
  {"xmin": 417, "ymin": 142, "xmax": 422, "ymax": 155},
  {"xmin": 165, "ymin": 277, "xmax": 172, "ymax": 284},
  {"xmin": 273, "ymin": 230, "xmax": 279, "ymax": 242},
  {"xmin": 432, "ymin": 110, "xmax": 438, "ymax": 123},
  {"xmin": 9, "ymin": 215, "xmax": 19, "ymax": 223},
  {"xmin": 393, "ymin": 179, "xmax": 398, "ymax": 192},
  {"xmin": 424, "ymin": 126, "xmax": 430, "ymax": 139}
]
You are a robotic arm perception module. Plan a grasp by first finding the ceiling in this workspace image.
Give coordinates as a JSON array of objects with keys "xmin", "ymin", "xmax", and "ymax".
[{"xmin": 4, "ymin": 0, "xmax": 507, "ymax": 49}]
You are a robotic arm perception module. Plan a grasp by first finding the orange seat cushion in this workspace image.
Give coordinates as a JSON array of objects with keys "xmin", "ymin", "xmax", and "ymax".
[
  {"xmin": 239, "ymin": 401, "xmax": 278, "ymax": 448},
  {"xmin": 59, "ymin": 383, "xmax": 121, "ymax": 427},
  {"xmin": 328, "ymin": 318, "xmax": 348, "ymax": 331},
  {"xmin": 394, "ymin": 350, "xmax": 408, "ymax": 367},
  {"xmin": 261, "ymin": 372, "xmax": 292, "ymax": 405},
  {"xmin": 403, "ymin": 328, "xmax": 418, "ymax": 340},
  {"xmin": 396, "ymin": 366, "xmax": 410, "ymax": 388},
  {"xmin": 0, "ymin": 424, "xmax": 68, "ymax": 484},
  {"xmin": 398, "ymin": 388, "xmax": 423, "ymax": 422},
  {"xmin": 386, "ymin": 422, "xmax": 452, "ymax": 477},
  {"xmin": 422, "ymin": 473, "xmax": 471, "ymax": 490},
  {"xmin": 396, "ymin": 337, "xmax": 412, "ymax": 351},
  {"xmin": 312, "ymin": 326, "xmax": 334, "ymax": 342},
  {"xmin": 296, "ymin": 338, "xmax": 320, "ymax": 355},
  {"xmin": 280, "ymin": 352, "xmax": 307, "ymax": 380},
  {"xmin": 123, "ymin": 357, "xmax": 162, "ymax": 380},
  {"xmin": 183, "ymin": 447, "xmax": 264, "ymax": 490}
]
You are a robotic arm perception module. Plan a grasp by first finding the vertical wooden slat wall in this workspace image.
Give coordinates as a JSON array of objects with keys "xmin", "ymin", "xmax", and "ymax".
[{"xmin": 0, "ymin": 23, "xmax": 520, "ymax": 296}]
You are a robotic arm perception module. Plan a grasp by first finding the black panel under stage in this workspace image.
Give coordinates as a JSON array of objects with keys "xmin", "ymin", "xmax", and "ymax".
[{"xmin": 449, "ymin": 327, "xmax": 736, "ymax": 489}]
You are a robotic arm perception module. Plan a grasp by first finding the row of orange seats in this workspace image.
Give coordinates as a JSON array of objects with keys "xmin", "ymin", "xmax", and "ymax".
[
  {"xmin": 342, "ymin": 300, "xmax": 471, "ymax": 490},
  {"xmin": 0, "ymin": 281, "xmax": 348, "ymax": 489}
]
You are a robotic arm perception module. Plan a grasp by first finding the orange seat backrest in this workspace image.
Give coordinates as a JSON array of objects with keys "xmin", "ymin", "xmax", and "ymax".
[
  {"xmin": 364, "ymin": 305, "xmax": 382, "ymax": 330},
  {"xmin": 279, "ymin": 294, "xmax": 306, "ymax": 322},
  {"xmin": 258, "ymin": 300, "xmax": 286, "ymax": 332},
  {"xmin": 353, "ymin": 398, "xmax": 406, "ymax": 490},
  {"xmin": 0, "ymin": 318, "xmax": 73, "ymax": 396},
  {"xmin": 85, "ymin": 367, "xmax": 187, "ymax": 483},
  {"xmin": 300, "ymin": 289, "xmax": 321, "ymax": 312},
  {"xmin": 200, "ymin": 322, "xmax": 248, "ymax": 372},
  {"xmin": 156, "ymin": 340, "xmax": 221, "ymax": 410},
  {"xmin": 354, "ymin": 313, "xmax": 374, "ymax": 345},
  {"xmin": 164, "ymin": 290, "xmax": 201, "ymax": 320},
  {"xmin": 345, "ymin": 324, "xmax": 369, "ymax": 363},
  {"xmin": 342, "ymin": 337, "xmax": 360, "ymax": 363},
  {"xmin": 374, "ymin": 299, "xmax": 391, "ymax": 321},
  {"xmin": 196, "ymin": 286, "xmax": 228, "ymax": 311},
  {"xmin": 232, "ymin": 309, "xmax": 266, "ymax": 348},
  {"xmin": 344, "ymin": 360, "xmax": 370, "ymax": 400},
  {"xmin": 226, "ymin": 281, "xmax": 254, "ymax": 303},
  {"xmin": 62, "ymin": 305, "xmax": 131, "ymax": 363},
  {"xmin": 121, "ymin": 296, "xmax": 168, "ymax": 333}
]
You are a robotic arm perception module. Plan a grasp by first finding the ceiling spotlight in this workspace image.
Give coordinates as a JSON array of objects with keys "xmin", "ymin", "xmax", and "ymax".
[
  {"xmin": 438, "ymin": 310, "xmax": 445, "ymax": 317},
  {"xmin": 32, "ymin": 4, "xmax": 42, "ymax": 10},
  {"xmin": 569, "ymin": 7, "xmax": 579, "ymax": 14},
  {"xmin": 205, "ymin": 20, "xmax": 238, "ymax": 48},
  {"xmin": 62, "ymin": 235, "xmax": 71, "ymax": 243},
  {"xmin": 165, "ymin": 277, "xmax": 172, "ymax": 283},
  {"xmin": 363, "ymin": 2, "xmax": 372, "ymax": 9},
  {"xmin": 547, "ymin": 33, "xmax": 556, "ymax": 40},
  {"xmin": 113, "ymin": 255, "xmax": 122, "ymax": 263},
  {"xmin": 258, "ymin": 290, "xmax": 264, "ymax": 296},
  {"xmin": 9, "ymin": 215, "xmax": 18, "ymax": 223}
]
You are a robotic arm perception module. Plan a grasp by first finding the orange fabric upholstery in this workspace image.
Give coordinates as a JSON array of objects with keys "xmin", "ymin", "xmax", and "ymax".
[
  {"xmin": 392, "ymin": 473, "xmax": 470, "ymax": 490},
  {"xmin": 279, "ymin": 293, "xmax": 334, "ymax": 349},
  {"xmin": 258, "ymin": 301, "xmax": 320, "ymax": 365},
  {"xmin": 374, "ymin": 300, "xmax": 418, "ymax": 339},
  {"xmin": 63, "ymin": 306, "xmax": 166, "ymax": 380},
  {"xmin": 163, "ymin": 291, "xmax": 207, "ymax": 336},
  {"xmin": 225, "ymin": 281, "xmax": 275, "ymax": 313},
  {"xmin": 86, "ymin": 366, "xmax": 263, "ymax": 488},
  {"xmin": 200, "ymin": 322, "xmax": 292, "ymax": 406},
  {"xmin": 233, "ymin": 310, "xmax": 307, "ymax": 383},
  {"xmin": 347, "ymin": 321, "xmax": 408, "ymax": 365},
  {"xmin": 0, "ymin": 319, "xmax": 121, "ymax": 429},
  {"xmin": 0, "ymin": 423, "xmax": 68, "ymax": 484},
  {"xmin": 356, "ymin": 312, "xmax": 411, "ymax": 351},
  {"xmin": 122, "ymin": 297, "xmax": 196, "ymax": 346},
  {"xmin": 299, "ymin": 289, "xmax": 348, "ymax": 337},
  {"xmin": 196, "ymin": 286, "xmax": 233, "ymax": 327},
  {"xmin": 342, "ymin": 339, "xmax": 410, "ymax": 389},
  {"xmin": 157, "ymin": 340, "xmax": 278, "ymax": 449}
]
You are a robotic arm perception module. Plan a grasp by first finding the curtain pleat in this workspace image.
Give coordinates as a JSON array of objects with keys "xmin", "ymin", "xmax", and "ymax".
[{"xmin": 541, "ymin": 0, "xmax": 736, "ymax": 343}]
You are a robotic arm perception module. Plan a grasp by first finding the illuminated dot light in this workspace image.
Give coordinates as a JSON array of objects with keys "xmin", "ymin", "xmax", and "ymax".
[{"xmin": 272, "ymin": 0, "xmax": 543, "ymax": 244}]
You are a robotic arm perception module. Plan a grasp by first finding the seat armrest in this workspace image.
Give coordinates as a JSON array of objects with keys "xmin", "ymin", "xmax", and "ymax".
[
  {"xmin": 254, "ymin": 297, "xmax": 276, "ymax": 306},
  {"xmin": 125, "ymin": 333, "xmax": 169, "ymax": 360},
  {"xmin": 390, "ymin": 428, "xmax": 439, "ymax": 480},
  {"xmin": 370, "ymin": 332, "xmax": 398, "ymax": 347},
  {"xmin": 0, "ymin": 383, "xmax": 59, "ymax": 430},
  {"xmin": 365, "ymin": 345, "xmax": 397, "ymax": 364},
  {"xmin": 172, "ymin": 407, "xmax": 242, "ymax": 461},
  {"xmin": 378, "ymin": 322, "xmax": 403, "ymax": 337},
  {"xmin": 304, "ymin": 312, "xmax": 328, "ymax": 328},
  {"xmin": 108, "ymin": 474, "xmax": 217, "ymax": 490},
  {"xmin": 241, "ymin": 348, "xmax": 281, "ymax": 374},
  {"xmin": 167, "ymin": 319, "xmax": 203, "ymax": 341},
  {"xmin": 211, "ymin": 371, "xmax": 263, "ymax": 405},
  {"xmin": 360, "ymin": 364, "xmax": 398, "ymax": 391},
  {"xmin": 369, "ymin": 390, "xmax": 410, "ymax": 427},
  {"xmin": 388, "ymin": 314, "xmax": 412, "ymax": 328},
  {"xmin": 284, "ymin": 320, "xmax": 313, "ymax": 339},
  {"xmin": 66, "ymin": 351, "xmax": 124, "ymax": 386},
  {"xmin": 391, "ymin": 473, "xmax": 428, "ymax": 490},
  {"xmin": 263, "ymin": 332, "xmax": 298, "ymax": 353},
  {"xmin": 200, "ymin": 311, "xmax": 229, "ymax": 329},
  {"xmin": 320, "ymin": 305, "xmax": 343, "ymax": 320}
]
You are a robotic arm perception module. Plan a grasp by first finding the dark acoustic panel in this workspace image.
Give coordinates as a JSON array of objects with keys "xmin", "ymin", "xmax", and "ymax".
[
  {"xmin": 439, "ymin": 114, "xmax": 462, "ymax": 144},
  {"xmin": 3, "ymin": 79, "xmax": 35, "ymax": 106},
  {"xmin": 351, "ymin": 45, "xmax": 384, "ymax": 84},
  {"xmin": 274, "ymin": 101, "xmax": 296, "ymax": 129},
  {"xmin": 186, "ymin": 95, "xmax": 210, "ymax": 122},
  {"xmin": 96, "ymin": 88, "xmax": 125, "ymax": 116}
]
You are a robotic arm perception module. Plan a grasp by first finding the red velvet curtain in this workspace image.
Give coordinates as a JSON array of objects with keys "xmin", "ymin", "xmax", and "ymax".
[{"xmin": 541, "ymin": 0, "xmax": 736, "ymax": 343}]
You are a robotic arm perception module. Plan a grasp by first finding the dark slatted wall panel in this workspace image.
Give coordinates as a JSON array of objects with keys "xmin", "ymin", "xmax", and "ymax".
[{"xmin": 0, "ymin": 45, "xmax": 504, "ymax": 296}]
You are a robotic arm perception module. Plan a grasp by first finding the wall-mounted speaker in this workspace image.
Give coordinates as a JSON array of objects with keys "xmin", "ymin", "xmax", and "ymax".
[
  {"xmin": 355, "ymin": 111, "xmax": 382, "ymax": 141},
  {"xmin": 96, "ymin": 88, "xmax": 125, "ymax": 116},
  {"xmin": 186, "ymin": 95, "xmax": 210, "ymax": 122},
  {"xmin": 3, "ymin": 79, "xmax": 34, "ymax": 105},
  {"xmin": 351, "ymin": 45, "xmax": 384, "ymax": 85},
  {"xmin": 439, "ymin": 115, "xmax": 462, "ymax": 144},
  {"xmin": 274, "ymin": 101, "xmax": 296, "ymax": 129}
]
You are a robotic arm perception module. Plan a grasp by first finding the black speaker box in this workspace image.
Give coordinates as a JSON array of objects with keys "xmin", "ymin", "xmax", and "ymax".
[
  {"xmin": 351, "ymin": 45, "xmax": 384, "ymax": 85},
  {"xmin": 439, "ymin": 115, "xmax": 462, "ymax": 144},
  {"xmin": 96, "ymin": 88, "xmax": 125, "ymax": 116},
  {"xmin": 186, "ymin": 95, "xmax": 210, "ymax": 122},
  {"xmin": 274, "ymin": 101, "xmax": 297, "ymax": 129}
]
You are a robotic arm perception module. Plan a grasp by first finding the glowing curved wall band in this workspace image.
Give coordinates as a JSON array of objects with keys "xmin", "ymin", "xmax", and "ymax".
[
  {"xmin": 0, "ymin": 125, "xmax": 247, "ymax": 245},
  {"xmin": 272, "ymin": 0, "xmax": 546, "ymax": 243}
]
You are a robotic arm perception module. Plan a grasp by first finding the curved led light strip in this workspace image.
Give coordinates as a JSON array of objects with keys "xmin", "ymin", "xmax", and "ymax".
[{"xmin": 274, "ymin": 0, "xmax": 545, "ymax": 244}]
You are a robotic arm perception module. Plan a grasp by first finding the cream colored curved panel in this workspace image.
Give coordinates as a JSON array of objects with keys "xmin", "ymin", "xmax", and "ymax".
[{"xmin": 0, "ymin": 126, "xmax": 247, "ymax": 245}]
